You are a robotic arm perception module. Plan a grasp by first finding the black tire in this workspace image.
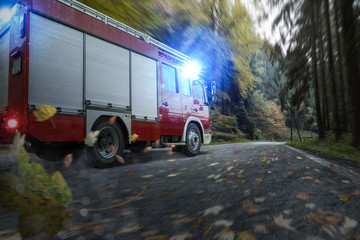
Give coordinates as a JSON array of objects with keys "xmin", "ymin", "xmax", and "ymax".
[
  {"xmin": 89, "ymin": 118, "xmax": 124, "ymax": 168},
  {"xmin": 184, "ymin": 123, "xmax": 201, "ymax": 156}
]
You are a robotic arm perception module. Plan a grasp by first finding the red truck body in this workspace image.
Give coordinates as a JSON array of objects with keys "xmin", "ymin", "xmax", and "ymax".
[{"xmin": 0, "ymin": 0, "xmax": 212, "ymax": 164}]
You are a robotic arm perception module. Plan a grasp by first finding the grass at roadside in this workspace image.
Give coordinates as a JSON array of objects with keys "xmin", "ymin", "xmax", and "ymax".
[{"xmin": 286, "ymin": 135, "xmax": 360, "ymax": 163}]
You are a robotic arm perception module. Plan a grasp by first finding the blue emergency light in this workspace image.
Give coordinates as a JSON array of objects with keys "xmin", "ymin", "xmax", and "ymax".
[{"xmin": 183, "ymin": 61, "xmax": 200, "ymax": 80}]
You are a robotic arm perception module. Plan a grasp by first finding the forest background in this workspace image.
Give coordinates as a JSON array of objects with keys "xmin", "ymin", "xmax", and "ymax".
[{"xmin": 77, "ymin": 0, "xmax": 360, "ymax": 157}]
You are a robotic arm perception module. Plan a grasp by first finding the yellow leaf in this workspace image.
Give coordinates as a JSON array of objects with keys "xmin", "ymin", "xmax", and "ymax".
[
  {"xmin": 167, "ymin": 151, "xmax": 174, "ymax": 155},
  {"xmin": 192, "ymin": 218, "xmax": 203, "ymax": 228},
  {"xmin": 339, "ymin": 194, "xmax": 352, "ymax": 202},
  {"xmin": 166, "ymin": 172, "xmax": 182, "ymax": 177},
  {"xmin": 32, "ymin": 105, "xmax": 56, "ymax": 122},
  {"xmin": 237, "ymin": 231, "xmax": 257, "ymax": 240},
  {"xmin": 129, "ymin": 133, "xmax": 139, "ymax": 142},
  {"xmin": 241, "ymin": 180, "xmax": 246, "ymax": 184},
  {"xmin": 116, "ymin": 155, "xmax": 125, "ymax": 164},
  {"xmin": 255, "ymin": 178, "xmax": 262, "ymax": 182}
]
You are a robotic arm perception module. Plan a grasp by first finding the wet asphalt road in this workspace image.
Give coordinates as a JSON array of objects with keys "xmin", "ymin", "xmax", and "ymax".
[{"xmin": 0, "ymin": 142, "xmax": 360, "ymax": 240}]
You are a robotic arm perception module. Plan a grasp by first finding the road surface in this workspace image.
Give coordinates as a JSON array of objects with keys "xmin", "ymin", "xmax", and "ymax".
[{"xmin": 0, "ymin": 142, "xmax": 359, "ymax": 239}]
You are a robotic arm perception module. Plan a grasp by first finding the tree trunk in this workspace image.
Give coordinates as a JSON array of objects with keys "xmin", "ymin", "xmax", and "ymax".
[
  {"xmin": 333, "ymin": 0, "xmax": 348, "ymax": 132},
  {"xmin": 311, "ymin": 4, "xmax": 325, "ymax": 140},
  {"xmin": 317, "ymin": 3, "xmax": 330, "ymax": 131},
  {"xmin": 340, "ymin": 0, "xmax": 360, "ymax": 147},
  {"xmin": 324, "ymin": 0, "xmax": 342, "ymax": 139},
  {"xmin": 292, "ymin": 111, "xmax": 302, "ymax": 142}
]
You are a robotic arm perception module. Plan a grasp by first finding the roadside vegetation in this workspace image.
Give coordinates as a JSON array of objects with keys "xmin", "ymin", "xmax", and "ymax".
[{"xmin": 77, "ymin": 0, "xmax": 359, "ymax": 161}]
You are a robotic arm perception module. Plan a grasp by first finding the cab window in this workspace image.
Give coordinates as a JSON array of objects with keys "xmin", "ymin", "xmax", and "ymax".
[
  {"xmin": 193, "ymin": 81, "xmax": 205, "ymax": 103},
  {"xmin": 162, "ymin": 64, "xmax": 178, "ymax": 93},
  {"xmin": 179, "ymin": 71, "xmax": 191, "ymax": 96}
]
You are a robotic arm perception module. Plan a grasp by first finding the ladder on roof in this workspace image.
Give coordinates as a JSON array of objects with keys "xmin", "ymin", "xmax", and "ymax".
[{"xmin": 56, "ymin": 0, "xmax": 191, "ymax": 62}]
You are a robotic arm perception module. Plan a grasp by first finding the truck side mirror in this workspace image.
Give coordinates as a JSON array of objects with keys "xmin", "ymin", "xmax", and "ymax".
[{"xmin": 211, "ymin": 82, "xmax": 216, "ymax": 103}]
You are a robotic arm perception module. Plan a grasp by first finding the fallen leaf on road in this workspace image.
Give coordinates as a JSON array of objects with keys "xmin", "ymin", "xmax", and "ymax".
[
  {"xmin": 243, "ymin": 202, "xmax": 259, "ymax": 214},
  {"xmin": 208, "ymin": 162, "xmax": 219, "ymax": 167},
  {"xmin": 314, "ymin": 169, "xmax": 320, "ymax": 173},
  {"xmin": 166, "ymin": 172, "xmax": 182, "ymax": 177},
  {"xmin": 145, "ymin": 235, "xmax": 169, "ymax": 240},
  {"xmin": 283, "ymin": 210, "xmax": 290, "ymax": 215},
  {"xmin": 297, "ymin": 192, "xmax": 310, "ymax": 200},
  {"xmin": 124, "ymin": 171, "xmax": 136, "ymax": 176},
  {"xmin": 204, "ymin": 205, "xmax": 224, "ymax": 216},
  {"xmin": 227, "ymin": 166, "xmax": 234, "ymax": 171},
  {"xmin": 342, "ymin": 217, "xmax": 358, "ymax": 229},
  {"xmin": 63, "ymin": 154, "xmax": 72, "ymax": 168},
  {"xmin": 199, "ymin": 198, "xmax": 211, "ymax": 202},
  {"xmin": 192, "ymin": 219, "xmax": 203, "ymax": 228},
  {"xmin": 224, "ymin": 161, "xmax": 231, "ymax": 166},
  {"xmin": 171, "ymin": 217, "xmax": 193, "ymax": 225},
  {"xmin": 341, "ymin": 180, "xmax": 350, "ymax": 184},
  {"xmin": 117, "ymin": 223, "xmax": 141, "ymax": 234},
  {"xmin": 167, "ymin": 159, "xmax": 176, "ymax": 162},
  {"xmin": 254, "ymin": 197, "xmax": 266, "ymax": 203},
  {"xmin": 237, "ymin": 231, "xmax": 257, "ymax": 240},
  {"xmin": 213, "ymin": 220, "xmax": 233, "ymax": 227},
  {"xmin": 268, "ymin": 192, "xmax": 277, "ymax": 197},
  {"xmin": 169, "ymin": 232, "xmax": 193, "ymax": 240},
  {"xmin": 237, "ymin": 174, "xmax": 243, "ymax": 178},
  {"xmin": 214, "ymin": 230, "xmax": 235, "ymax": 240},
  {"xmin": 167, "ymin": 151, "xmax": 174, "ymax": 155},
  {"xmin": 306, "ymin": 166, "xmax": 310, "ymax": 169},
  {"xmin": 305, "ymin": 203, "xmax": 316, "ymax": 209},
  {"xmin": 221, "ymin": 177, "xmax": 229, "ymax": 182},
  {"xmin": 142, "ymin": 175, "xmax": 153, "ymax": 178},
  {"xmin": 314, "ymin": 179, "xmax": 323, "ymax": 184},
  {"xmin": 254, "ymin": 224, "xmax": 267, "ymax": 234},
  {"xmin": 109, "ymin": 116, "xmax": 116, "ymax": 125},
  {"xmin": 203, "ymin": 224, "xmax": 213, "ymax": 235},
  {"xmin": 296, "ymin": 156, "xmax": 302, "ymax": 159},
  {"xmin": 161, "ymin": 190, "xmax": 171, "ymax": 197},
  {"xmin": 328, "ymin": 180, "xmax": 335, "ymax": 184},
  {"xmin": 352, "ymin": 190, "xmax": 360, "ymax": 196},
  {"xmin": 255, "ymin": 178, "xmax": 262, "ymax": 182},
  {"xmin": 274, "ymin": 214, "xmax": 296, "ymax": 231},
  {"xmin": 302, "ymin": 176, "xmax": 313, "ymax": 180},
  {"xmin": 115, "ymin": 209, "xmax": 133, "ymax": 216},
  {"xmin": 339, "ymin": 194, "xmax": 352, "ymax": 202},
  {"xmin": 288, "ymin": 171, "xmax": 293, "ymax": 177},
  {"xmin": 116, "ymin": 155, "xmax": 125, "ymax": 164}
]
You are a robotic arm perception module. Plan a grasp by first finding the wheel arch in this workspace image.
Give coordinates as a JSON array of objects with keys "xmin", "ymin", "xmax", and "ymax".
[
  {"xmin": 86, "ymin": 110, "xmax": 131, "ymax": 145},
  {"xmin": 181, "ymin": 117, "xmax": 204, "ymax": 143}
]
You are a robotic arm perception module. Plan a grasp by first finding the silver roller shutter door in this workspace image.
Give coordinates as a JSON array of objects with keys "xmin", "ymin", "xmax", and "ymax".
[{"xmin": 29, "ymin": 13, "xmax": 83, "ymax": 112}]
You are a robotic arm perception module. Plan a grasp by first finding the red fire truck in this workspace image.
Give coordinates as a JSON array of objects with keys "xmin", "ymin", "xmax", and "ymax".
[{"xmin": 0, "ymin": 0, "xmax": 213, "ymax": 167}]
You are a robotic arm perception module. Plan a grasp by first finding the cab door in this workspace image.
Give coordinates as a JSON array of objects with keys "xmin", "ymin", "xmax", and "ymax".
[
  {"xmin": 159, "ymin": 63, "xmax": 183, "ymax": 135},
  {"xmin": 178, "ymin": 70, "xmax": 195, "ymax": 122},
  {"xmin": 192, "ymin": 80, "xmax": 210, "ymax": 128}
]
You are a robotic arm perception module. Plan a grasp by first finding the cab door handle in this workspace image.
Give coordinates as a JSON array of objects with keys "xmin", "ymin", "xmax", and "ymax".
[{"xmin": 162, "ymin": 102, "xmax": 169, "ymax": 106}]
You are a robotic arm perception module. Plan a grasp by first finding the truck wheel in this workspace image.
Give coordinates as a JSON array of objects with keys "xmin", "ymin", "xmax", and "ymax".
[
  {"xmin": 184, "ymin": 123, "xmax": 201, "ymax": 156},
  {"xmin": 89, "ymin": 119, "xmax": 124, "ymax": 168}
]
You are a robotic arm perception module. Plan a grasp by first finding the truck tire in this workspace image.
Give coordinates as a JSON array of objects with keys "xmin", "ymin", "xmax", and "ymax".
[
  {"xmin": 89, "ymin": 118, "xmax": 124, "ymax": 168},
  {"xmin": 184, "ymin": 123, "xmax": 201, "ymax": 156}
]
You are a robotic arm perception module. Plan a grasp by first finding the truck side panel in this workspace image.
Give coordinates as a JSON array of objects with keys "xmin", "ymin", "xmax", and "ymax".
[
  {"xmin": 0, "ymin": 29, "xmax": 10, "ymax": 110},
  {"xmin": 29, "ymin": 13, "xmax": 83, "ymax": 111},
  {"xmin": 31, "ymin": 0, "xmax": 158, "ymax": 59},
  {"xmin": 85, "ymin": 34, "xmax": 130, "ymax": 108}
]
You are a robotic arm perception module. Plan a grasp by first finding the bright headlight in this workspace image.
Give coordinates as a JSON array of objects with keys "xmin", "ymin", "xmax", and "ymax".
[
  {"xmin": 0, "ymin": 6, "xmax": 17, "ymax": 24},
  {"xmin": 183, "ymin": 61, "xmax": 200, "ymax": 80}
]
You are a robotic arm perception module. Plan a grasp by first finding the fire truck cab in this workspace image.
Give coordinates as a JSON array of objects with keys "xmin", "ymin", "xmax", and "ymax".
[{"xmin": 0, "ymin": 0, "xmax": 212, "ymax": 167}]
